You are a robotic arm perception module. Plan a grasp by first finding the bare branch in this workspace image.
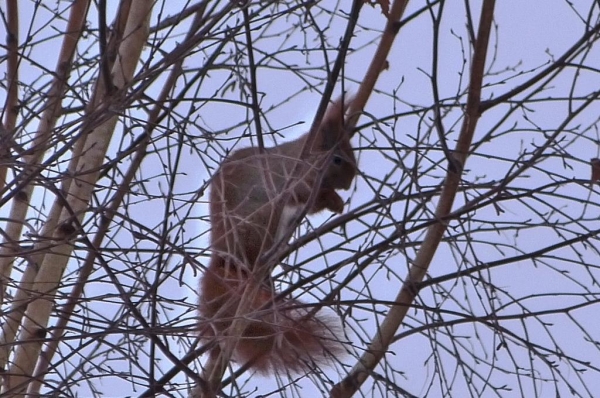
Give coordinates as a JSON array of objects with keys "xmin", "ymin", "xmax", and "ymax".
[{"xmin": 331, "ymin": 1, "xmax": 497, "ymax": 396}]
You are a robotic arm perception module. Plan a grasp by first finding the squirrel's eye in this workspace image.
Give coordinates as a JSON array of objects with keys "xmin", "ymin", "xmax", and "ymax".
[{"xmin": 333, "ymin": 155, "xmax": 343, "ymax": 165}]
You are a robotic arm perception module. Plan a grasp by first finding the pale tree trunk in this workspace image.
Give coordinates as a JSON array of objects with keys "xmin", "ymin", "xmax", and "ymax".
[
  {"xmin": 0, "ymin": 0, "xmax": 19, "ymax": 192},
  {"xmin": 0, "ymin": 0, "xmax": 91, "ymax": 377},
  {"xmin": 1, "ymin": 1, "xmax": 153, "ymax": 395}
]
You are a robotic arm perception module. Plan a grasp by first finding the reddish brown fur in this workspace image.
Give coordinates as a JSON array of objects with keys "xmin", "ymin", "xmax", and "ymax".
[{"xmin": 199, "ymin": 97, "xmax": 356, "ymax": 374}]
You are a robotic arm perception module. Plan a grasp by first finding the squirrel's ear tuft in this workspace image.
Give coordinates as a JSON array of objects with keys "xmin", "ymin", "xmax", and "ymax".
[{"xmin": 317, "ymin": 95, "xmax": 352, "ymax": 150}]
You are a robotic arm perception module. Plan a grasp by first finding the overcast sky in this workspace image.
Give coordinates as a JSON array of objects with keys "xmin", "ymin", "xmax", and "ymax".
[{"xmin": 2, "ymin": 1, "xmax": 600, "ymax": 397}]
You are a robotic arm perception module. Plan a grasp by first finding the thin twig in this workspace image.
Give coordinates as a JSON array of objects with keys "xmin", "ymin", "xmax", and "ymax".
[{"xmin": 242, "ymin": 4, "xmax": 264, "ymax": 150}]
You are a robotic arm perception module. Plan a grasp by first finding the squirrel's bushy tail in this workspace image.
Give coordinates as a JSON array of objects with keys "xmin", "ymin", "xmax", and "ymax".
[{"xmin": 199, "ymin": 256, "xmax": 344, "ymax": 374}]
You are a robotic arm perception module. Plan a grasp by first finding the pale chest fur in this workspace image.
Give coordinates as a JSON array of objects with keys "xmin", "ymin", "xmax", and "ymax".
[{"xmin": 274, "ymin": 204, "xmax": 303, "ymax": 244}]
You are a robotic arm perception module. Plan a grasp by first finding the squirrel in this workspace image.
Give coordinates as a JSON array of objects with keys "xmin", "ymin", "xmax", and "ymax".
[{"xmin": 199, "ymin": 96, "xmax": 357, "ymax": 375}]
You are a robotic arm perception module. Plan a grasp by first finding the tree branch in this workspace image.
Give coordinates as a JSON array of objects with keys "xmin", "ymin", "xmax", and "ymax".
[{"xmin": 330, "ymin": 1, "xmax": 497, "ymax": 396}]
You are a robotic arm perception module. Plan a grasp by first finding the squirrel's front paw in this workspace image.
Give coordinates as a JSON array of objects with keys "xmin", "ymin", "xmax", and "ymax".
[
  {"xmin": 310, "ymin": 189, "xmax": 345, "ymax": 214},
  {"xmin": 324, "ymin": 190, "xmax": 344, "ymax": 214}
]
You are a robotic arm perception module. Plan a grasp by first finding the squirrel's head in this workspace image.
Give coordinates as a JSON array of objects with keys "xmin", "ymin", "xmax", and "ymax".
[{"xmin": 313, "ymin": 97, "xmax": 357, "ymax": 190}]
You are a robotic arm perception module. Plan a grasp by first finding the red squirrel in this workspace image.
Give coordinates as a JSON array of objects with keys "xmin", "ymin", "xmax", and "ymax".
[{"xmin": 199, "ymin": 97, "xmax": 356, "ymax": 374}]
